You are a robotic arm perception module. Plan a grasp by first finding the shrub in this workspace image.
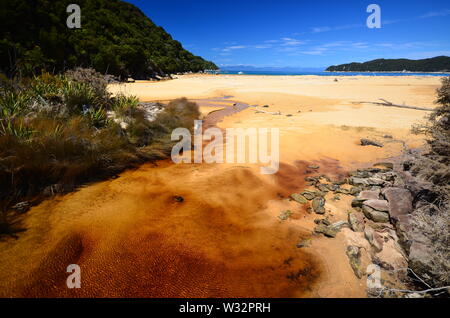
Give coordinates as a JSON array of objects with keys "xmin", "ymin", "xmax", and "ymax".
[{"xmin": 410, "ymin": 76, "xmax": 450, "ymax": 288}]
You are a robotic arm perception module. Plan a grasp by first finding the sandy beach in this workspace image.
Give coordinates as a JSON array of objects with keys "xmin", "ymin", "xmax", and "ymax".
[
  {"xmin": 0, "ymin": 75, "xmax": 443, "ymax": 298},
  {"xmin": 111, "ymin": 75, "xmax": 441, "ymax": 165}
]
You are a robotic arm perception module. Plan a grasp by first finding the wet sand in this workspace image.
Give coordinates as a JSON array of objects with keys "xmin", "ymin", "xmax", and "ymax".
[{"xmin": 0, "ymin": 75, "xmax": 442, "ymax": 297}]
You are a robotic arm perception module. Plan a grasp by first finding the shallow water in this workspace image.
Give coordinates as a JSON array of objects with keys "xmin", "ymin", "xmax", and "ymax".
[{"xmin": 0, "ymin": 100, "xmax": 325, "ymax": 298}]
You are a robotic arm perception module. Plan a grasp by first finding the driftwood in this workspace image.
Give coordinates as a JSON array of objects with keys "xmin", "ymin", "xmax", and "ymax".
[
  {"xmin": 254, "ymin": 108, "xmax": 282, "ymax": 115},
  {"xmin": 356, "ymin": 99, "xmax": 433, "ymax": 111}
]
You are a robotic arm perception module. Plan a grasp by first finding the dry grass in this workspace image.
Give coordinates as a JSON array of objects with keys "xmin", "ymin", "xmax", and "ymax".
[
  {"xmin": 409, "ymin": 77, "xmax": 450, "ymax": 288},
  {"xmin": 0, "ymin": 70, "xmax": 200, "ymax": 236}
]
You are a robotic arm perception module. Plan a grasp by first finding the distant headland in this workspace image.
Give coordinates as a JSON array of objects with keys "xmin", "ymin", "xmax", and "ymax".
[{"xmin": 326, "ymin": 56, "xmax": 450, "ymax": 73}]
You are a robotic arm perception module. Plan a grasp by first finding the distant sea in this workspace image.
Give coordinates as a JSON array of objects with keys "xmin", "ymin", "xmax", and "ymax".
[{"xmin": 217, "ymin": 70, "xmax": 449, "ymax": 77}]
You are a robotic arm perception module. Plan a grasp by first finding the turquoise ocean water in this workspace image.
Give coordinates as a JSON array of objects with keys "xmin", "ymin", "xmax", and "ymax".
[{"xmin": 216, "ymin": 70, "xmax": 449, "ymax": 77}]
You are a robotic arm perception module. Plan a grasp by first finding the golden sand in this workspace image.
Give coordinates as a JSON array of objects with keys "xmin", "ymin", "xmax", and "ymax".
[{"xmin": 0, "ymin": 75, "xmax": 442, "ymax": 297}]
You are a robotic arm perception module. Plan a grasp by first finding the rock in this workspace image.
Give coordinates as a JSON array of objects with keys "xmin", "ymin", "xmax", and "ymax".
[
  {"xmin": 297, "ymin": 238, "xmax": 312, "ymax": 248},
  {"xmin": 408, "ymin": 233, "xmax": 435, "ymax": 282},
  {"xmin": 173, "ymin": 196, "xmax": 184, "ymax": 202},
  {"xmin": 301, "ymin": 190, "xmax": 325, "ymax": 200},
  {"xmin": 362, "ymin": 205, "xmax": 390, "ymax": 223},
  {"xmin": 11, "ymin": 201, "xmax": 30, "ymax": 213},
  {"xmin": 317, "ymin": 184, "xmax": 330, "ymax": 193},
  {"xmin": 374, "ymin": 162, "xmax": 394, "ymax": 170},
  {"xmin": 382, "ymin": 188, "xmax": 413, "ymax": 222},
  {"xmin": 335, "ymin": 187, "xmax": 350, "ymax": 195},
  {"xmin": 332, "ymin": 195, "xmax": 341, "ymax": 201},
  {"xmin": 375, "ymin": 172, "xmax": 396, "ymax": 182},
  {"xmin": 393, "ymin": 177, "xmax": 406, "ymax": 188},
  {"xmin": 383, "ymin": 134, "xmax": 393, "ymax": 139},
  {"xmin": 402, "ymin": 161, "xmax": 413, "ymax": 171},
  {"xmin": 314, "ymin": 224, "xmax": 338, "ymax": 238},
  {"xmin": 314, "ymin": 218, "xmax": 331, "ymax": 226},
  {"xmin": 363, "ymin": 199, "xmax": 389, "ymax": 212},
  {"xmin": 346, "ymin": 246, "xmax": 363, "ymax": 279},
  {"xmin": 290, "ymin": 193, "xmax": 308, "ymax": 204},
  {"xmin": 329, "ymin": 221, "xmax": 350, "ymax": 231},
  {"xmin": 358, "ymin": 190, "xmax": 380, "ymax": 201},
  {"xmin": 348, "ymin": 211, "xmax": 365, "ymax": 232},
  {"xmin": 360, "ymin": 138, "xmax": 383, "ymax": 147},
  {"xmin": 349, "ymin": 177, "xmax": 369, "ymax": 186},
  {"xmin": 351, "ymin": 170, "xmax": 372, "ymax": 178},
  {"xmin": 302, "ymin": 191, "xmax": 316, "ymax": 200},
  {"xmin": 43, "ymin": 183, "xmax": 67, "ymax": 196},
  {"xmin": 139, "ymin": 102, "xmax": 165, "ymax": 121},
  {"xmin": 395, "ymin": 214, "xmax": 412, "ymax": 250},
  {"xmin": 312, "ymin": 197, "xmax": 326, "ymax": 214},
  {"xmin": 279, "ymin": 210, "xmax": 293, "ymax": 221},
  {"xmin": 364, "ymin": 226, "xmax": 384, "ymax": 252},
  {"xmin": 127, "ymin": 77, "xmax": 135, "ymax": 83},
  {"xmin": 351, "ymin": 198, "xmax": 366, "ymax": 208},
  {"xmin": 262, "ymin": 105, "xmax": 269, "ymax": 108},
  {"xmin": 366, "ymin": 177, "xmax": 385, "ymax": 186},
  {"xmin": 349, "ymin": 186, "xmax": 362, "ymax": 196},
  {"xmin": 308, "ymin": 165, "xmax": 320, "ymax": 170},
  {"xmin": 372, "ymin": 256, "xmax": 395, "ymax": 271},
  {"xmin": 329, "ymin": 184, "xmax": 340, "ymax": 191},
  {"xmin": 405, "ymin": 293, "xmax": 424, "ymax": 299}
]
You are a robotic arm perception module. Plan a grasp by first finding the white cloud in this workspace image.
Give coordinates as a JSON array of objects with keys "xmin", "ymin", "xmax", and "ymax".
[
  {"xmin": 222, "ymin": 45, "xmax": 247, "ymax": 52},
  {"xmin": 310, "ymin": 26, "xmax": 332, "ymax": 33},
  {"xmin": 420, "ymin": 9, "xmax": 450, "ymax": 18}
]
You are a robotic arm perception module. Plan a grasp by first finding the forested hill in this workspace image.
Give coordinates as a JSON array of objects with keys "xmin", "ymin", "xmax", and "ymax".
[
  {"xmin": 0, "ymin": 0, "xmax": 218, "ymax": 78},
  {"xmin": 326, "ymin": 56, "xmax": 450, "ymax": 72}
]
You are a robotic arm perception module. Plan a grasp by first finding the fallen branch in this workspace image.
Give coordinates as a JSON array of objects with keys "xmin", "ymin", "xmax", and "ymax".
[
  {"xmin": 254, "ymin": 108, "xmax": 282, "ymax": 115},
  {"xmin": 355, "ymin": 99, "xmax": 433, "ymax": 111}
]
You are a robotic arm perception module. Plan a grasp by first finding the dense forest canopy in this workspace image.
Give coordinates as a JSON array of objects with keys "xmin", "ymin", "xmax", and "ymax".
[
  {"xmin": 0, "ymin": 0, "xmax": 218, "ymax": 78},
  {"xmin": 326, "ymin": 56, "xmax": 450, "ymax": 72}
]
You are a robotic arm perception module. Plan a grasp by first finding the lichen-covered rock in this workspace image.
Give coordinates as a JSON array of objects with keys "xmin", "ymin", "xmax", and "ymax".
[
  {"xmin": 278, "ymin": 210, "xmax": 293, "ymax": 221},
  {"xmin": 349, "ymin": 177, "xmax": 369, "ymax": 186},
  {"xmin": 366, "ymin": 177, "xmax": 385, "ymax": 186},
  {"xmin": 317, "ymin": 184, "xmax": 330, "ymax": 193},
  {"xmin": 346, "ymin": 246, "xmax": 363, "ymax": 279},
  {"xmin": 312, "ymin": 197, "xmax": 326, "ymax": 214},
  {"xmin": 314, "ymin": 224, "xmax": 338, "ymax": 238},
  {"xmin": 363, "ymin": 199, "xmax": 389, "ymax": 212},
  {"xmin": 360, "ymin": 138, "xmax": 383, "ymax": 147},
  {"xmin": 290, "ymin": 193, "xmax": 308, "ymax": 204},
  {"xmin": 301, "ymin": 190, "xmax": 317, "ymax": 200},
  {"xmin": 408, "ymin": 233, "xmax": 436, "ymax": 283},
  {"xmin": 349, "ymin": 186, "xmax": 362, "ymax": 196},
  {"xmin": 362, "ymin": 205, "xmax": 390, "ymax": 223},
  {"xmin": 348, "ymin": 211, "xmax": 365, "ymax": 232}
]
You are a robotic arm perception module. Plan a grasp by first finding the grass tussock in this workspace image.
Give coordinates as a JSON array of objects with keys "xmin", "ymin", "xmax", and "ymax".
[
  {"xmin": 0, "ymin": 68, "xmax": 199, "ymax": 235},
  {"xmin": 410, "ymin": 76, "xmax": 450, "ymax": 288}
]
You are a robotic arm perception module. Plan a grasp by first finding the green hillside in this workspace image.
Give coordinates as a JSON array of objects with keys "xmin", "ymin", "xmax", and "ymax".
[
  {"xmin": 0, "ymin": 0, "xmax": 217, "ymax": 78},
  {"xmin": 326, "ymin": 56, "xmax": 450, "ymax": 72}
]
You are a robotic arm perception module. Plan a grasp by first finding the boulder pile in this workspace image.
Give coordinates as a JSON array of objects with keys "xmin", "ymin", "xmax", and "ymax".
[{"xmin": 285, "ymin": 161, "xmax": 439, "ymax": 296}]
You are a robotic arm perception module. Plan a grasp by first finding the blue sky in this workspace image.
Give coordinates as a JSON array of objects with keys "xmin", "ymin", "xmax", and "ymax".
[{"xmin": 127, "ymin": 0, "xmax": 450, "ymax": 69}]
